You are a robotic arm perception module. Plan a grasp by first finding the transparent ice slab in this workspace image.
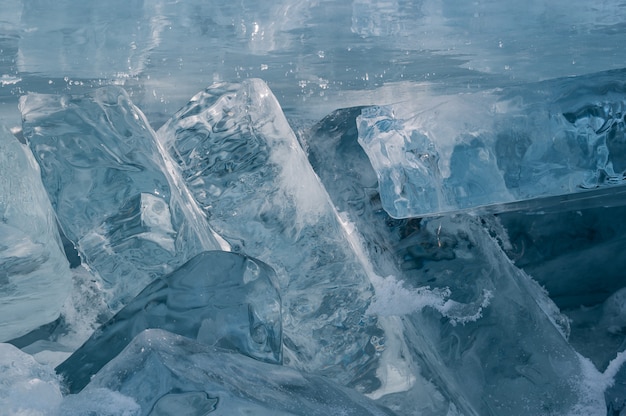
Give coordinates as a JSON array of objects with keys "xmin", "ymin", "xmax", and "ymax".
[
  {"xmin": 19, "ymin": 87, "xmax": 222, "ymax": 311},
  {"xmin": 0, "ymin": 125, "xmax": 71, "ymax": 342},
  {"xmin": 56, "ymin": 251, "xmax": 282, "ymax": 393},
  {"xmin": 357, "ymin": 69, "xmax": 626, "ymax": 218},
  {"xmin": 157, "ymin": 79, "xmax": 382, "ymax": 389},
  {"xmin": 77, "ymin": 328, "xmax": 396, "ymax": 416},
  {"xmin": 303, "ymin": 107, "xmax": 604, "ymax": 415}
]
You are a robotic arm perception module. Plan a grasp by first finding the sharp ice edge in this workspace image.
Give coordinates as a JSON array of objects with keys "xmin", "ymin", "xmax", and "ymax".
[
  {"xmin": 18, "ymin": 87, "xmax": 224, "ymax": 315},
  {"xmin": 356, "ymin": 78, "xmax": 626, "ymax": 219},
  {"xmin": 157, "ymin": 79, "xmax": 381, "ymax": 387},
  {"xmin": 0, "ymin": 125, "xmax": 72, "ymax": 342}
]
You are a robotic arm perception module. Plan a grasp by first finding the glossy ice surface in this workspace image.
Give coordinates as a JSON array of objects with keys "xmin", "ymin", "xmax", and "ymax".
[{"xmin": 2, "ymin": 1, "xmax": 626, "ymax": 415}]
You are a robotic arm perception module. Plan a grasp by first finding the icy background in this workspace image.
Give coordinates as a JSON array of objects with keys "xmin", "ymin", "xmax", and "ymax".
[{"xmin": 2, "ymin": 1, "xmax": 626, "ymax": 415}]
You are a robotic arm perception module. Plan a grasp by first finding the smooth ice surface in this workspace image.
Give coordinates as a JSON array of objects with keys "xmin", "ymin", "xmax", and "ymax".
[
  {"xmin": 80, "ymin": 328, "xmax": 396, "ymax": 416},
  {"xmin": 56, "ymin": 251, "xmax": 282, "ymax": 393},
  {"xmin": 157, "ymin": 79, "xmax": 382, "ymax": 389},
  {"xmin": 0, "ymin": 125, "xmax": 71, "ymax": 342},
  {"xmin": 20, "ymin": 87, "xmax": 222, "ymax": 311},
  {"xmin": 357, "ymin": 70, "xmax": 626, "ymax": 218},
  {"xmin": 4, "ymin": 0, "xmax": 626, "ymax": 127},
  {"xmin": 303, "ymin": 107, "xmax": 603, "ymax": 415},
  {"xmin": 498, "ymin": 205, "xmax": 626, "ymax": 310}
]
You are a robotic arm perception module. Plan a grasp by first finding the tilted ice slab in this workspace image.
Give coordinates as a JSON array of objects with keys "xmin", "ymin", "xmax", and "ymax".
[
  {"xmin": 0, "ymin": 125, "xmax": 71, "ymax": 342},
  {"xmin": 304, "ymin": 107, "xmax": 605, "ymax": 415},
  {"xmin": 76, "ymin": 329, "xmax": 396, "ymax": 416},
  {"xmin": 56, "ymin": 251, "xmax": 282, "ymax": 393},
  {"xmin": 157, "ymin": 79, "xmax": 381, "ymax": 388},
  {"xmin": 357, "ymin": 70, "xmax": 626, "ymax": 218},
  {"xmin": 20, "ymin": 87, "xmax": 222, "ymax": 311}
]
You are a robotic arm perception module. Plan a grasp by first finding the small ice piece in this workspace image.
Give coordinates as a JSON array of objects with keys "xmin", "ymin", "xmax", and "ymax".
[
  {"xmin": 357, "ymin": 73, "xmax": 626, "ymax": 218},
  {"xmin": 157, "ymin": 79, "xmax": 381, "ymax": 388},
  {"xmin": 59, "ymin": 388, "xmax": 141, "ymax": 416},
  {"xmin": 0, "ymin": 125, "xmax": 71, "ymax": 342},
  {"xmin": 78, "ymin": 328, "xmax": 396, "ymax": 416},
  {"xmin": 0, "ymin": 342, "xmax": 63, "ymax": 415},
  {"xmin": 19, "ymin": 87, "xmax": 221, "ymax": 311},
  {"xmin": 56, "ymin": 251, "xmax": 282, "ymax": 394}
]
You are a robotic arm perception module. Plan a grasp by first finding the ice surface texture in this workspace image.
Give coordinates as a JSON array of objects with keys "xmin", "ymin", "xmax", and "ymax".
[
  {"xmin": 19, "ymin": 87, "xmax": 221, "ymax": 311},
  {"xmin": 78, "ymin": 328, "xmax": 396, "ymax": 416},
  {"xmin": 0, "ymin": 342, "xmax": 63, "ymax": 414},
  {"xmin": 0, "ymin": 342, "xmax": 139, "ymax": 416},
  {"xmin": 357, "ymin": 71, "xmax": 626, "ymax": 218},
  {"xmin": 56, "ymin": 250, "xmax": 282, "ymax": 393},
  {"xmin": 157, "ymin": 79, "xmax": 382, "ymax": 388},
  {"xmin": 0, "ymin": 125, "xmax": 71, "ymax": 342},
  {"xmin": 304, "ymin": 108, "xmax": 599, "ymax": 415}
]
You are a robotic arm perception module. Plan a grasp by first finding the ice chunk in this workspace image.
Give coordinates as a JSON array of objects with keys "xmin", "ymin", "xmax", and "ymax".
[
  {"xmin": 157, "ymin": 79, "xmax": 381, "ymax": 388},
  {"xmin": 78, "ymin": 328, "xmax": 396, "ymax": 416},
  {"xmin": 19, "ymin": 87, "xmax": 221, "ymax": 311},
  {"xmin": 357, "ymin": 71, "xmax": 626, "ymax": 218},
  {"xmin": 304, "ymin": 107, "xmax": 602, "ymax": 415},
  {"xmin": 0, "ymin": 125, "xmax": 71, "ymax": 342},
  {"xmin": 59, "ymin": 388, "xmax": 141, "ymax": 416},
  {"xmin": 0, "ymin": 342, "xmax": 63, "ymax": 415},
  {"xmin": 56, "ymin": 250, "xmax": 282, "ymax": 393}
]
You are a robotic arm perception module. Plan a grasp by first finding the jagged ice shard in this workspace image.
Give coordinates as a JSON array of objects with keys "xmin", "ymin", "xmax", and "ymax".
[
  {"xmin": 157, "ymin": 79, "xmax": 383, "ymax": 390},
  {"xmin": 303, "ymin": 107, "xmax": 603, "ymax": 415},
  {"xmin": 0, "ymin": 125, "xmax": 71, "ymax": 342},
  {"xmin": 357, "ymin": 71, "xmax": 626, "ymax": 218},
  {"xmin": 19, "ymin": 87, "xmax": 222, "ymax": 312}
]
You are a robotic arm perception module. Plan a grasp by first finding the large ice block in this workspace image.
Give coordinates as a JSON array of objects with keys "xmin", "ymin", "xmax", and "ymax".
[
  {"xmin": 357, "ymin": 71, "xmax": 626, "ymax": 218},
  {"xmin": 56, "ymin": 251, "xmax": 282, "ymax": 393},
  {"xmin": 77, "ymin": 328, "xmax": 396, "ymax": 416},
  {"xmin": 157, "ymin": 79, "xmax": 381, "ymax": 389},
  {"xmin": 20, "ymin": 87, "xmax": 221, "ymax": 311},
  {"xmin": 0, "ymin": 125, "xmax": 71, "ymax": 342},
  {"xmin": 304, "ymin": 107, "xmax": 603, "ymax": 415}
]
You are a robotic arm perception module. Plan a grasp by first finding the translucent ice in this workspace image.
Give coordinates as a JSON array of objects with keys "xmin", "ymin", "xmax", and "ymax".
[
  {"xmin": 0, "ymin": 125, "xmax": 71, "ymax": 342},
  {"xmin": 304, "ymin": 107, "xmax": 602, "ymax": 415},
  {"xmin": 79, "ymin": 328, "xmax": 396, "ymax": 416},
  {"xmin": 357, "ymin": 70, "xmax": 626, "ymax": 218},
  {"xmin": 56, "ymin": 250, "xmax": 282, "ymax": 393},
  {"xmin": 157, "ymin": 79, "xmax": 381, "ymax": 388},
  {"xmin": 0, "ymin": 342, "xmax": 63, "ymax": 415},
  {"xmin": 20, "ymin": 87, "xmax": 221, "ymax": 311},
  {"xmin": 18, "ymin": 0, "xmax": 167, "ymax": 79}
]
